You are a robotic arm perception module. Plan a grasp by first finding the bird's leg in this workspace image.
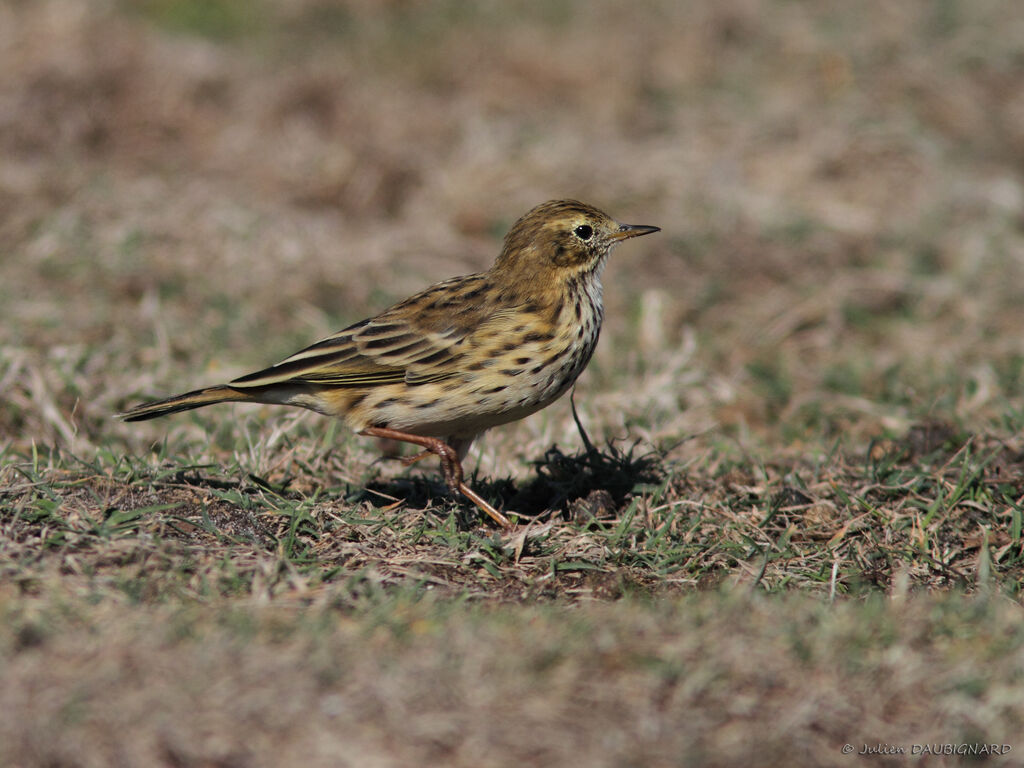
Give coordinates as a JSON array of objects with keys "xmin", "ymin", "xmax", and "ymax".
[
  {"xmin": 399, "ymin": 450, "xmax": 433, "ymax": 467},
  {"xmin": 359, "ymin": 427, "xmax": 512, "ymax": 529}
]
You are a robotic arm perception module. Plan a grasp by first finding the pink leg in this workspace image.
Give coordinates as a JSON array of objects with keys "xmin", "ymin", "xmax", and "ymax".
[{"xmin": 360, "ymin": 427, "xmax": 512, "ymax": 529}]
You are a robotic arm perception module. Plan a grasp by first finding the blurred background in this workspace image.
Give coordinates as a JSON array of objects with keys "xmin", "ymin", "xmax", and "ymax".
[
  {"xmin": 3, "ymin": 0, "xmax": 1024, "ymax": 467},
  {"xmin": 4, "ymin": 6, "xmax": 1024, "ymax": 763}
]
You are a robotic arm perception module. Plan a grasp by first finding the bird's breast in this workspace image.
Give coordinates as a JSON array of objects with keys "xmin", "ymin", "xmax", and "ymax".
[{"xmin": 327, "ymin": 275, "xmax": 606, "ymax": 439}]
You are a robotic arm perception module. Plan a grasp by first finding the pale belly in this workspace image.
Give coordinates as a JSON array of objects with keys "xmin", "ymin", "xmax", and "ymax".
[{"xmin": 340, "ymin": 334, "xmax": 598, "ymax": 439}]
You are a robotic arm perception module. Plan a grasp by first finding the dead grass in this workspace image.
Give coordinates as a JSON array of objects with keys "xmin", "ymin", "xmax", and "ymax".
[
  {"xmin": 4, "ymin": 0, "xmax": 1024, "ymax": 765},
  {"xmin": 4, "ymin": 420, "xmax": 1024, "ymax": 605}
]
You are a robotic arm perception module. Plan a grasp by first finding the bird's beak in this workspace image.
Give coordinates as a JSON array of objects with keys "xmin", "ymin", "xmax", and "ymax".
[{"xmin": 610, "ymin": 223, "xmax": 661, "ymax": 241}]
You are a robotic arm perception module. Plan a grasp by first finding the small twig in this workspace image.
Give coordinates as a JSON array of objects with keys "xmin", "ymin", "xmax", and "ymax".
[{"xmin": 749, "ymin": 548, "xmax": 770, "ymax": 593}]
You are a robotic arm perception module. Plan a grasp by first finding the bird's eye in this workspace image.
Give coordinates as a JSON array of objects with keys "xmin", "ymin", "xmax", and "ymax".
[{"xmin": 574, "ymin": 224, "xmax": 593, "ymax": 241}]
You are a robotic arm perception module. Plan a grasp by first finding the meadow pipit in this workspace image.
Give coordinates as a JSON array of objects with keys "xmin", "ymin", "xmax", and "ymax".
[{"xmin": 122, "ymin": 200, "xmax": 660, "ymax": 528}]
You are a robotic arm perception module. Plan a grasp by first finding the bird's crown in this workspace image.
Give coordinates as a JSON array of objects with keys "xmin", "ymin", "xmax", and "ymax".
[{"xmin": 494, "ymin": 199, "xmax": 658, "ymax": 276}]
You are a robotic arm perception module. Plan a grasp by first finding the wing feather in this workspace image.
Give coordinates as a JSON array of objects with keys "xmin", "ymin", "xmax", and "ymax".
[{"xmin": 228, "ymin": 274, "xmax": 499, "ymax": 391}]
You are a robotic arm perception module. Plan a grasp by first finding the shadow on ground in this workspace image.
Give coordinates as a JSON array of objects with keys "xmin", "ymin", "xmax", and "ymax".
[{"xmin": 361, "ymin": 438, "xmax": 665, "ymax": 529}]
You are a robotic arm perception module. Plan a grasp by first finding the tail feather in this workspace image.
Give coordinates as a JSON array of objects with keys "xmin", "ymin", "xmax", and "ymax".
[{"xmin": 119, "ymin": 385, "xmax": 254, "ymax": 422}]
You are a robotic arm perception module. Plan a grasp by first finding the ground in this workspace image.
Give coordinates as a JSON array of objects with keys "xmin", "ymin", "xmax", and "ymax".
[{"xmin": 2, "ymin": 1, "xmax": 1024, "ymax": 766}]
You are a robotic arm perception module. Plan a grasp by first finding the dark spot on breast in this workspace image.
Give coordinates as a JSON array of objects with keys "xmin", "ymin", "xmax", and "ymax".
[
  {"xmin": 467, "ymin": 360, "xmax": 487, "ymax": 371},
  {"xmin": 483, "ymin": 384, "xmax": 508, "ymax": 395},
  {"xmin": 530, "ymin": 363, "xmax": 545, "ymax": 375},
  {"xmin": 542, "ymin": 350, "xmax": 564, "ymax": 368},
  {"xmin": 416, "ymin": 399, "xmax": 441, "ymax": 409},
  {"xmin": 549, "ymin": 296, "xmax": 565, "ymax": 323},
  {"xmin": 502, "ymin": 341, "xmax": 520, "ymax": 352},
  {"xmin": 523, "ymin": 330, "xmax": 554, "ymax": 344},
  {"xmin": 499, "ymin": 368, "xmax": 522, "ymax": 377},
  {"xmin": 515, "ymin": 356, "xmax": 531, "ymax": 365}
]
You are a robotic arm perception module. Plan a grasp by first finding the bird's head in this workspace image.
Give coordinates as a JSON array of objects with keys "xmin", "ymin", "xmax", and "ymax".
[{"xmin": 493, "ymin": 200, "xmax": 659, "ymax": 283}]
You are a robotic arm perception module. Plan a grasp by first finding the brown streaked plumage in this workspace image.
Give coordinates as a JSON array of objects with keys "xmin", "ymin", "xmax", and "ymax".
[{"xmin": 121, "ymin": 200, "xmax": 660, "ymax": 528}]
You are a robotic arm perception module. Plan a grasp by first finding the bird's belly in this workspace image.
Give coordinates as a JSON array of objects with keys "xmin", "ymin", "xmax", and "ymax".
[
  {"xmin": 360, "ymin": 381, "xmax": 565, "ymax": 437},
  {"xmin": 338, "ymin": 352, "xmax": 588, "ymax": 438}
]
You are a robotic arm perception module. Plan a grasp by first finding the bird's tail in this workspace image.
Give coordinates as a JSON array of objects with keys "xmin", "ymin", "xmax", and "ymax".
[{"xmin": 119, "ymin": 385, "xmax": 255, "ymax": 422}]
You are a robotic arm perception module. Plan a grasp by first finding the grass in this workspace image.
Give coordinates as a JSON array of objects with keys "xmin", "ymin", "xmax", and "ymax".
[
  {"xmin": 4, "ymin": 0, "xmax": 1024, "ymax": 765},
  {"xmin": 4, "ymin": 421, "xmax": 1023, "ymax": 603}
]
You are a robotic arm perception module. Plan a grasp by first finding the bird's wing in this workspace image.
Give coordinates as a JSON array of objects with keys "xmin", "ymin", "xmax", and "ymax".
[{"xmin": 229, "ymin": 274, "xmax": 502, "ymax": 390}]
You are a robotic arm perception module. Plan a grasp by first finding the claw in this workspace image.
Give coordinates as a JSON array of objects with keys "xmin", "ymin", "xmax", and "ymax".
[{"xmin": 400, "ymin": 450, "xmax": 433, "ymax": 467}]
